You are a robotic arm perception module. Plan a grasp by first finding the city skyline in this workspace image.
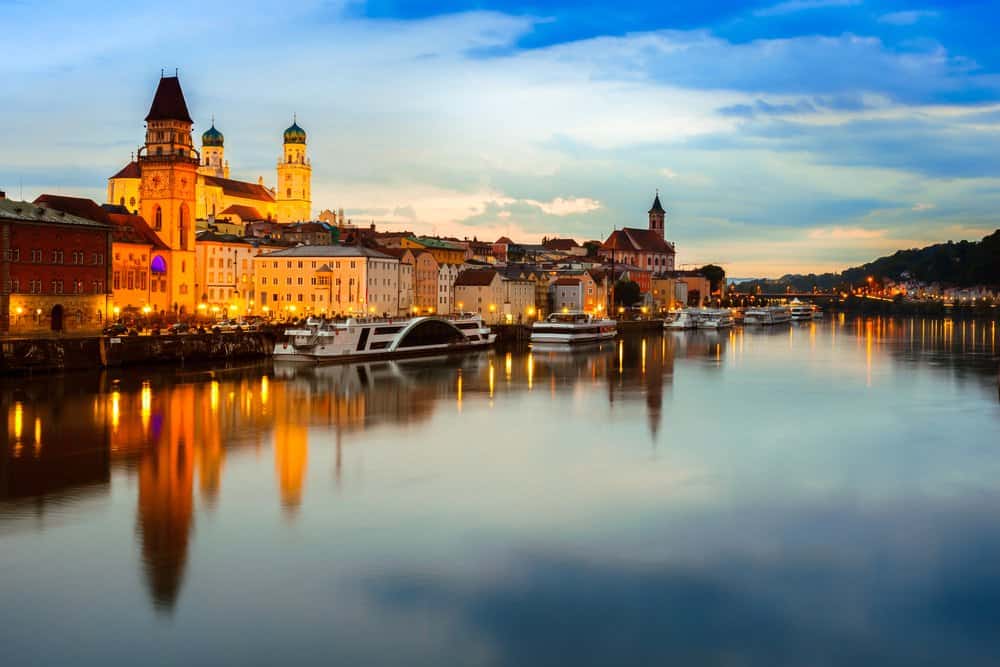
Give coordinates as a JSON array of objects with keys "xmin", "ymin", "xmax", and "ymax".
[{"xmin": 3, "ymin": 1, "xmax": 999, "ymax": 277}]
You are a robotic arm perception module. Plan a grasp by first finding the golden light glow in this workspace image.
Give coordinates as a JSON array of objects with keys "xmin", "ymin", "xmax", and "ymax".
[
  {"xmin": 641, "ymin": 338, "xmax": 646, "ymax": 375},
  {"xmin": 142, "ymin": 305, "xmax": 152, "ymax": 314},
  {"xmin": 13, "ymin": 401, "xmax": 23, "ymax": 441},
  {"xmin": 198, "ymin": 302, "xmax": 208, "ymax": 311},
  {"xmin": 527, "ymin": 353, "xmax": 534, "ymax": 390},
  {"xmin": 141, "ymin": 381, "xmax": 152, "ymax": 428},
  {"xmin": 111, "ymin": 391, "xmax": 121, "ymax": 431},
  {"xmin": 34, "ymin": 417, "xmax": 41, "ymax": 454},
  {"xmin": 505, "ymin": 352, "xmax": 512, "ymax": 380},
  {"xmin": 456, "ymin": 372, "xmax": 463, "ymax": 411},
  {"xmin": 210, "ymin": 381, "xmax": 220, "ymax": 412},
  {"xmin": 15, "ymin": 306, "xmax": 23, "ymax": 315},
  {"xmin": 112, "ymin": 306, "xmax": 121, "ymax": 316},
  {"xmin": 488, "ymin": 362, "xmax": 495, "ymax": 399},
  {"xmin": 618, "ymin": 339, "xmax": 624, "ymax": 374},
  {"xmin": 261, "ymin": 375, "xmax": 270, "ymax": 404}
]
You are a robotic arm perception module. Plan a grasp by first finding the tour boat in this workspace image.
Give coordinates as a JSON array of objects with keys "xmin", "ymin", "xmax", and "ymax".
[
  {"xmin": 530, "ymin": 312, "xmax": 617, "ymax": 345},
  {"xmin": 789, "ymin": 299, "xmax": 816, "ymax": 321},
  {"xmin": 743, "ymin": 306, "xmax": 792, "ymax": 325},
  {"xmin": 274, "ymin": 315, "xmax": 496, "ymax": 363},
  {"xmin": 697, "ymin": 309, "xmax": 735, "ymax": 329},
  {"xmin": 664, "ymin": 309, "xmax": 702, "ymax": 330}
]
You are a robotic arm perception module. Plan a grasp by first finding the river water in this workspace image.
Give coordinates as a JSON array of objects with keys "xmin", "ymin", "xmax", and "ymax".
[{"xmin": 2, "ymin": 316, "xmax": 999, "ymax": 665}]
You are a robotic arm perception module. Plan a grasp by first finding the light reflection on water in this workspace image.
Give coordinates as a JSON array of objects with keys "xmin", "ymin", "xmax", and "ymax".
[{"xmin": 1, "ymin": 317, "xmax": 999, "ymax": 665}]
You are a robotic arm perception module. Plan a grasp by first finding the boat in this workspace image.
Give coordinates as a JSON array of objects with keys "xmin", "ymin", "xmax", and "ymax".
[
  {"xmin": 530, "ymin": 311, "xmax": 617, "ymax": 344},
  {"xmin": 274, "ymin": 315, "xmax": 496, "ymax": 363},
  {"xmin": 812, "ymin": 306, "xmax": 824, "ymax": 319},
  {"xmin": 664, "ymin": 309, "xmax": 702, "ymax": 330},
  {"xmin": 697, "ymin": 309, "xmax": 735, "ymax": 329},
  {"xmin": 789, "ymin": 299, "xmax": 816, "ymax": 321},
  {"xmin": 743, "ymin": 306, "xmax": 792, "ymax": 325}
]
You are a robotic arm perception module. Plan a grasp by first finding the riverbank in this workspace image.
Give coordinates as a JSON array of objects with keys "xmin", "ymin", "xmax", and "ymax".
[{"xmin": 0, "ymin": 332, "xmax": 274, "ymax": 374}]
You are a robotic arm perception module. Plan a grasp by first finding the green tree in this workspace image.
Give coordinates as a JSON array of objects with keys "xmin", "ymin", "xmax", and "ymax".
[
  {"xmin": 614, "ymin": 280, "xmax": 641, "ymax": 307},
  {"xmin": 698, "ymin": 264, "xmax": 726, "ymax": 293}
]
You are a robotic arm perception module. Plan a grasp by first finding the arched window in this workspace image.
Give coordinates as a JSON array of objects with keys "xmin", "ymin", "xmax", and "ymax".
[
  {"xmin": 119, "ymin": 196, "xmax": 125, "ymax": 206},
  {"xmin": 179, "ymin": 204, "xmax": 189, "ymax": 248},
  {"xmin": 154, "ymin": 206, "xmax": 162, "ymax": 231},
  {"xmin": 151, "ymin": 255, "xmax": 167, "ymax": 274},
  {"xmin": 396, "ymin": 320, "xmax": 464, "ymax": 349}
]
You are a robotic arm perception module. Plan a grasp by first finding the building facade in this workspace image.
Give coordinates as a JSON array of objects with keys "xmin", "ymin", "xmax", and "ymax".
[
  {"xmin": 253, "ymin": 246, "xmax": 399, "ymax": 317},
  {"xmin": 599, "ymin": 193, "xmax": 676, "ymax": 274},
  {"xmin": 1, "ymin": 196, "xmax": 112, "ymax": 334}
]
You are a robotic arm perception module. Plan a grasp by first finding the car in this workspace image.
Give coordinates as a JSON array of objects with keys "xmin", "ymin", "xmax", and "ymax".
[
  {"xmin": 166, "ymin": 322, "xmax": 190, "ymax": 335},
  {"xmin": 103, "ymin": 323, "xmax": 129, "ymax": 336}
]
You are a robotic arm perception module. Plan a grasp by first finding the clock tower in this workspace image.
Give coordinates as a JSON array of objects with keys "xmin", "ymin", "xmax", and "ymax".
[{"xmin": 139, "ymin": 74, "xmax": 198, "ymax": 313}]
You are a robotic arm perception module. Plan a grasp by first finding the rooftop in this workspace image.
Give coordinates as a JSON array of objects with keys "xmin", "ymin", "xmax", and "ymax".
[
  {"xmin": 258, "ymin": 245, "xmax": 396, "ymax": 260},
  {"xmin": 455, "ymin": 269, "xmax": 499, "ymax": 287},
  {"xmin": 1, "ymin": 197, "xmax": 112, "ymax": 230},
  {"xmin": 145, "ymin": 76, "xmax": 193, "ymax": 124},
  {"xmin": 204, "ymin": 175, "xmax": 275, "ymax": 203}
]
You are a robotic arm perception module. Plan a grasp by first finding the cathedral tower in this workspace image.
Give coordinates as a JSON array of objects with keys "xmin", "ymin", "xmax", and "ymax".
[
  {"xmin": 138, "ymin": 74, "xmax": 198, "ymax": 313},
  {"xmin": 275, "ymin": 117, "xmax": 312, "ymax": 223},
  {"xmin": 198, "ymin": 119, "xmax": 229, "ymax": 179},
  {"xmin": 648, "ymin": 191, "xmax": 665, "ymax": 240}
]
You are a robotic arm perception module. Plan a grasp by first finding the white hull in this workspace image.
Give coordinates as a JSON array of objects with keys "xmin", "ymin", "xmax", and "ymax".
[
  {"xmin": 531, "ymin": 313, "xmax": 617, "ymax": 345},
  {"xmin": 274, "ymin": 316, "xmax": 495, "ymax": 364},
  {"xmin": 744, "ymin": 308, "xmax": 791, "ymax": 325}
]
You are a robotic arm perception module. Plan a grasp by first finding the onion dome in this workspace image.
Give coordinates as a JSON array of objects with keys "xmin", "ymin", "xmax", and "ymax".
[
  {"xmin": 201, "ymin": 123, "xmax": 224, "ymax": 147},
  {"xmin": 283, "ymin": 118, "xmax": 306, "ymax": 144}
]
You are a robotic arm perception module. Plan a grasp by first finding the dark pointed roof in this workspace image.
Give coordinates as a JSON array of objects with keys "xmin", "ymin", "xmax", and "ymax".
[
  {"xmin": 455, "ymin": 269, "xmax": 500, "ymax": 287},
  {"xmin": 33, "ymin": 194, "xmax": 111, "ymax": 223},
  {"xmin": 145, "ymin": 76, "xmax": 193, "ymax": 123},
  {"xmin": 601, "ymin": 228, "xmax": 675, "ymax": 254},
  {"xmin": 649, "ymin": 192, "xmax": 665, "ymax": 214},
  {"xmin": 111, "ymin": 161, "xmax": 141, "ymax": 180}
]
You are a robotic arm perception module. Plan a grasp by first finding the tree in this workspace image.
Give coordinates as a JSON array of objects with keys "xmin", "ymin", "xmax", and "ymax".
[
  {"xmin": 614, "ymin": 280, "xmax": 641, "ymax": 307},
  {"xmin": 583, "ymin": 240, "xmax": 601, "ymax": 258},
  {"xmin": 698, "ymin": 264, "xmax": 726, "ymax": 293}
]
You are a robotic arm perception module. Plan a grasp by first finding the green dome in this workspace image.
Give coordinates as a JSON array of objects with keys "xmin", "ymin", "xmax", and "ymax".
[
  {"xmin": 283, "ymin": 120, "xmax": 306, "ymax": 144},
  {"xmin": 201, "ymin": 123, "xmax": 224, "ymax": 147}
]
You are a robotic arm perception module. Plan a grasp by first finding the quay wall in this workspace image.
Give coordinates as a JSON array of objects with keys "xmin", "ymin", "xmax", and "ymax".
[{"xmin": 0, "ymin": 332, "xmax": 274, "ymax": 375}]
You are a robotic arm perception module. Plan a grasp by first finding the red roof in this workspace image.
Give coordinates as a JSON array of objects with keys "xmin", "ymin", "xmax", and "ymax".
[
  {"xmin": 455, "ymin": 269, "xmax": 499, "ymax": 287},
  {"xmin": 110, "ymin": 161, "xmax": 141, "ymax": 180},
  {"xmin": 34, "ymin": 194, "xmax": 110, "ymax": 223},
  {"xmin": 220, "ymin": 204, "xmax": 263, "ymax": 220},
  {"xmin": 494, "ymin": 236, "xmax": 514, "ymax": 245},
  {"xmin": 601, "ymin": 227, "xmax": 674, "ymax": 253},
  {"xmin": 107, "ymin": 213, "xmax": 169, "ymax": 250},
  {"xmin": 543, "ymin": 237, "xmax": 580, "ymax": 251},
  {"xmin": 145, "ymin": 76, "xmax": 193, "ymax": 123},
  {"xmin": 377, "ymin": 247, "xmax": 415, "ymax": 262},
  {"xmin": 553, "ymin": 277, "xmax": 582, "ymax": 286},
  {"xmin": 203, "ymin": 175, "xmax": 275, "ymax": 203}
]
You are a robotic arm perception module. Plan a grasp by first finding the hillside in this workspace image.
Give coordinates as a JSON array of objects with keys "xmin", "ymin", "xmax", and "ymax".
[{"xmin": 734, "ymin": 229, "xmax": 1000, "ymax": 292}]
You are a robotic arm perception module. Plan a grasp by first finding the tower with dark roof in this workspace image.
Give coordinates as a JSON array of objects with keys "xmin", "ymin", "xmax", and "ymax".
[
  {"xmin": 199, "ymin": 119, "xmax": 229, "ymax": 179},
  {"xmin": 648, "ymin": 191, "xmax": 666, "ymax": 240},
  {"xmin": 138, "ymin": 74, "xmax": 198, "ymax": 313},
  {"xmin": 276, "ymin": 116, "xmax": 312, "ymax": 223}
]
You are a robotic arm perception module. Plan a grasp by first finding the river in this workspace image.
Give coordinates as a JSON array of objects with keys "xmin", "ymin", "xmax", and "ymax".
[{"xmin": 2, "ymin": 316, "xmax": 999, "ymax": 665}]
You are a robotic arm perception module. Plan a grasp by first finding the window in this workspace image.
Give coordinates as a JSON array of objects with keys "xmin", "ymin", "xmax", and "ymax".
[
  {"xmin": 51, "ymin": 249, "xmax": 64, "ymax": 264},
  {"xmin": 113, "ymin": 271, "xmax": 121, "ymax": 290},
  {"xmin": 52, "ymin": 280, "xmax": 64, "ymax": 294},
  {"xmin": 298, "ymin": 294, "xmax": 304, "ymax": 302},
  {"xmin": 31, "ymin": 249, "xmax": 42, "ymax": 263},
  {"xmin": 154, "ymin": 206, "xmax": 162, "ymax": 230},
  {"xmin": 3, "ymin": 248, "xmax": 19, "ymax": 262},
  {"xmin": 261, "ymin": 277, "xmax": 267, "ymax": 285}
]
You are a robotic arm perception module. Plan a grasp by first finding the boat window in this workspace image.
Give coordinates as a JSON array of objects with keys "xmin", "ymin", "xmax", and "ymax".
[
  {"xmin": 397, "ymin": 320, "xmax": 465, "ymax": 348},
  {"xmin": 373, "ymin": 326, "xmax": 404, "ymax": 335},
  {"xmin": 369, "ymin": 341, "xmax": 390, "ymax": 350}
]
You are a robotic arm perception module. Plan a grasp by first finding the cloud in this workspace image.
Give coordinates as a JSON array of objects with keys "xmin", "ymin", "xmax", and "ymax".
[
  {"xmin": 754, "ymin": 0, "xmax": 861, "ymax": 18},
  {"xmin": 524, "ymin": 196, "xmax": 601, "ymax": 216},
  {"xmin": 808, "ymin": 226, "xmax": 889, "ymax": 240},
  {"xmin": 879, "ymin": 10, "xmax": 939, "ymax": 26},
  {"xmin": 912, "ymin": 202, "xmax": 936, "ymax": 212}
]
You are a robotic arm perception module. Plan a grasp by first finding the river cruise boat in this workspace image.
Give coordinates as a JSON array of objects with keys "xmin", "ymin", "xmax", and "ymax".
[
  {"xmin": 697, "ymin": 309, "xmax": 735, "ymax": 329},
  {"xmin": 789, "ymin": 299, "xmax": 816, "ymax": 321},
  {"xmin": 530, "ymin": 312, "xmax": 617, "ymax": 344},
  {"xmin": 743, "ymin": 306, "xmax": 792, "ymax": 325},
  {"xmin": 274, "ymin": 315, "xmax": 496, "ymax": 363},
  {"xmin": 664, "ymin": 309, "xmax": 702, "ymax": 330}
]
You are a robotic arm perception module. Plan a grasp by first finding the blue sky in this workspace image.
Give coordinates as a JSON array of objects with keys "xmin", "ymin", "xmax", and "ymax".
[{"xmin": 2, "ymin": 0, "xmax": 999, "ymax": 276}]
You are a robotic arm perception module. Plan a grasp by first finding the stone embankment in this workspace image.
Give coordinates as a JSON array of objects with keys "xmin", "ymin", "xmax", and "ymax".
[{"xmin": 0, "ymin": 332, "xmax": 274, "ymax": 374}]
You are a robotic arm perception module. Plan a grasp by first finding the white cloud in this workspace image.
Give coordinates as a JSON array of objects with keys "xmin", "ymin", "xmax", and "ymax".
[
  {"xmin": 754, "ymin": 0, "xmax": 861, "ymax": 18},
  {"xmin": 525, "ymin": 197, "xmax": 602, "ymax": 216},
  {"xmin": 912, "ymin": 202, "xmax": 936, "ymax": 212},
  {"xmin": 879, "ymin": 10, "xmax": 939, "ymax": 26}
]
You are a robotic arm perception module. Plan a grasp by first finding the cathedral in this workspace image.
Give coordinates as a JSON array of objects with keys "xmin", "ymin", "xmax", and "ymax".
[{"xmin": 105, "ymin": 74, "xmax": 313, "ymax": 312}]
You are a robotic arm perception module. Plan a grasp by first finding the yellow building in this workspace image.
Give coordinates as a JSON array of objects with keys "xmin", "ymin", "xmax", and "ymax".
[
  {"xmin": 253, "ymin": 246, "xmax": 400, "ymax": 318},
  {"xmin": 401, "ymin": 236, "xmax": 466, "ymax": 265},
  {"xmin": 275, "ymin": 119, "xmax": 311, "ymax": 223},
  {"xmin": 193, "ymin": 231, "xmax": 261, "ymax": 316}
]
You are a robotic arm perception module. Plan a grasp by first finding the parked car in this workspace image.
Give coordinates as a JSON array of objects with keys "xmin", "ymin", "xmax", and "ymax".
[
  {"xmin": 103, "ymin": 323, "xmax": 128, "ymax": 336},
  {"xmin": 166, "ymin": 322, "xmax": 190, "ymax": 335}
]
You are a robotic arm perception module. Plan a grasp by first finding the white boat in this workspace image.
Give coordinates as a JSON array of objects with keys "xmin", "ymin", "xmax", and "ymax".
[
  {"xmin": 743, "ymin": 306, "xmax": 792, "ymax": 325},
  {"xmin": 789, "ymin": 299, "xmax": 815, "ymax": 321},
  {"xmin": 664, "ymin": 309, "xmax": 702, "ymax": 330},
  {"xmin": 530, "ymin": 312, "xmax": 617, "ymax": 344},
  {"xmin": 812, "ymin": 306, "xmax": 824, "ymax": 319},
  {"xmin": 697, "ymin": 309, "xmax": 735, "ymax": 329},
  {"xmin": 274, "ymin": 315, "xmax": 496, "ymax": 363}
]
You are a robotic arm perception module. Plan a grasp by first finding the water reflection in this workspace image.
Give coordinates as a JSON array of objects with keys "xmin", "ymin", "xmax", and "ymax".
[{"xmin": 2, "ymin": 317, "xmax": 999, "ymax": 663}]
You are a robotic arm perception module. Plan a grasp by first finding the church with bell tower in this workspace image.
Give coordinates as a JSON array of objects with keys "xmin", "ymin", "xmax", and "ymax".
[
  {"xmin": 137, "ymin": 74, "xmax": 198, "ymax": 313},
  {"xmin": 275, "ymin": 118, "xmax": 312, "ymax": 223}
]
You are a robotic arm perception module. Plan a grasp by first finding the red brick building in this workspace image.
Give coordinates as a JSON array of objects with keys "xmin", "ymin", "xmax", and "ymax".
[
  {"xmin": 1, "ymin": 194, "xmax": 113, "ymax": 334},
  {"xmin": 599, "ymin": 193, "xmax": 676, "ymax": 274}
]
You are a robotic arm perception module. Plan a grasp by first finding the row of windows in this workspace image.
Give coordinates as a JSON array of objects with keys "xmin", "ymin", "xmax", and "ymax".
[
  {"xmin": 5, "ymin": 279, "xmax": 104, "ymax": 294},
  {"xmin": 113, "ymin": 270, "xmax": 148, "ymax": 291},
  {"xmin": 3, "ymin": 249, "xmax": 104, "ymax": 265}
]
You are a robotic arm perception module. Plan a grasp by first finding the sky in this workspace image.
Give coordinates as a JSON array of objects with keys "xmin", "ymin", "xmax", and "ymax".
[{"xmin": 2, "ymin": 0, "xmax": 999, "ymax": 277}]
